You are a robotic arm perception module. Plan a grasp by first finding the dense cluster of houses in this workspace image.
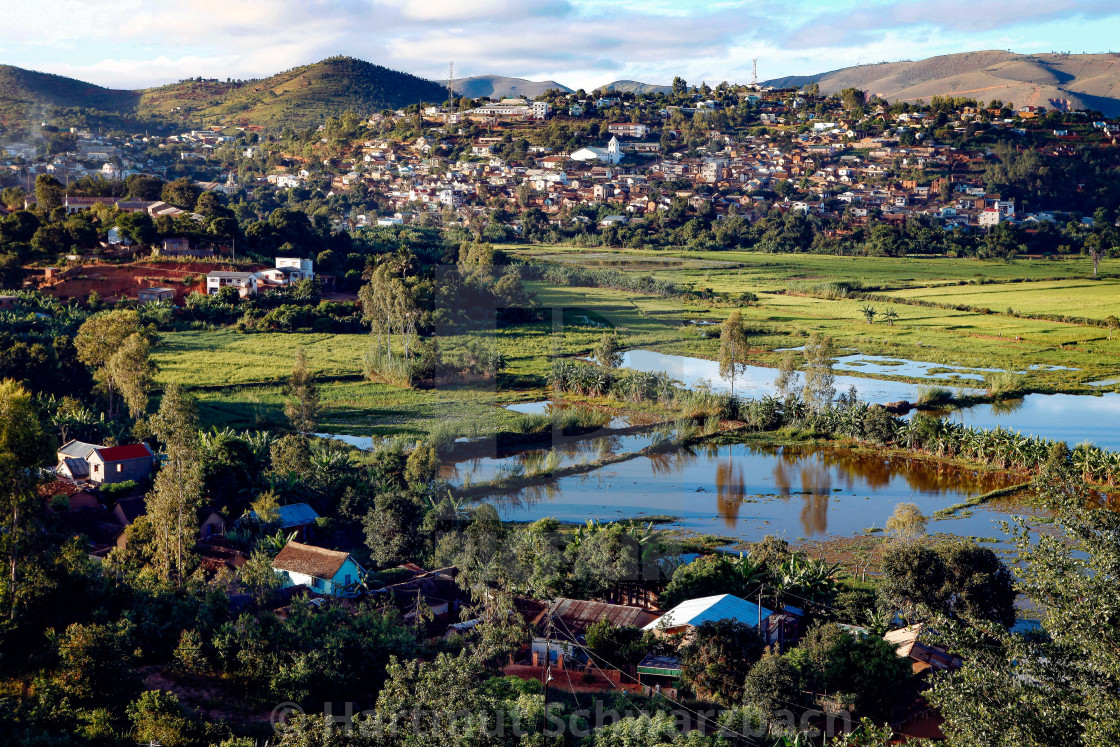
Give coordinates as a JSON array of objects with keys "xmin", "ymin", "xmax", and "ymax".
[
  {"xmin": 287, "ymin": 95, "xmax": 1117, "ymax": 234},
  {"xmin": 5, "ymin": 89, "xmax": 1118, "ymax": 244}
]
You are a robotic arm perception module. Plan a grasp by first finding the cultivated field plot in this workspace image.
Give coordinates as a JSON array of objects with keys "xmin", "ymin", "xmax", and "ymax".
[
  {"xmin": 515, "ymin": 246, "xmax": 1116, "ymax": 293},
  {"xmin": 153, "ymin": 329, "xmax": 368, "ymax": 388},
  {"xmin": 192, "ymin": 380, "xmax": 528, "ymax": 438},
  {"xmin": 886, "ymin": 279, "xmax": 1120, "ymax": 320}
]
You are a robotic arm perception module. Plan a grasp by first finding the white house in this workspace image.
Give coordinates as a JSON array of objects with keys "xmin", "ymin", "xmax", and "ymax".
[
  {"xmin": 571, "ymin": 136, "xmax": 622, "ymax": 165},
  {"xmin": 205, "ymin": 271, "xmax": 258, "ymax": 296},
  {"xmin": 978, "ymin": 208, "xmax": 1003, "ymax": 228},
  {"xmin": 258, "ymin": 258, "xmax": 314, "ymax": 286},
  {"xmin": 271, "ymin": 540, "xmax": 365, "ymax": 596},
  {"xmin": 607, "ymin": 123, "xmax": 650, "ymax": 138}
]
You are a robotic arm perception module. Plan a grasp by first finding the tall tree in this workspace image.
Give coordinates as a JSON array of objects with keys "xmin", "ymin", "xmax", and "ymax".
[
  {"xmin": 801, "ymin": 333, "xmax": 836, "ymax": 413},
  {"xmin": 147, "ymin": 384, "xmax": 204, "ymax": 584},
  {"xmin": 107, "ymin": 332, "xmax": 156, "ymax": 420},
  {"xmin": 718, "ymin": 310, "xmax": 748, "ymax": 396},
  {"xmin": 284, "ymin": 349, "xmax": 319, "ymax": 433},
  {"xmin": 34, "ymin": 174, "xmax": 64, "ymax": 214},
  {"xmin": 0, "ymin": 380, "xmax": 53, "ymax": 620},
  {"xmin": 74, "ymin": 309, "xmax": 141, "ymax": 417}
]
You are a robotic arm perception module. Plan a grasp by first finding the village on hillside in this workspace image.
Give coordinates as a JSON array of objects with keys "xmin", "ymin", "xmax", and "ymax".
[{"xmin": 3, "ymin": 82, "xmax": 1119, "ymax": 305}]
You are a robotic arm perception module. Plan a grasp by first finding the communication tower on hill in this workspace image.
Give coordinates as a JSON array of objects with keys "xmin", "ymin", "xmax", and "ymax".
[{"xmin": 752, "ymin": 58, "xmax": 758, "ymax": 86}]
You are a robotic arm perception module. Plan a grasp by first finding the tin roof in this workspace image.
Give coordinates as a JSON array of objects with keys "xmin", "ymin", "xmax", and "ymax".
[{"xmin": 643, "ymin": 594, "xmax": 773, "ymax": 631}]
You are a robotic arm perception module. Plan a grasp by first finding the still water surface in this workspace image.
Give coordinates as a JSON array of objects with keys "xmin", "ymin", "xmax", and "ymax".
[
  {"xmin": 479, "ymin": 442, "xmax": 1018, "ymax": 543},
  {"xmin": 621, "ymin": 349, "xmax": 1120, "ymax": 449}
]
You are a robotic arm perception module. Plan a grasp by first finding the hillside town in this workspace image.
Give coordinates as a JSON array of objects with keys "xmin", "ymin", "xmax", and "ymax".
[
  {"xmin": 3, "ymin": 83, "xmax": 1120, "ymax": 294},
  {"xmin": 3, "ymin": 33, "xmax": 1120, "ymax": 747}
]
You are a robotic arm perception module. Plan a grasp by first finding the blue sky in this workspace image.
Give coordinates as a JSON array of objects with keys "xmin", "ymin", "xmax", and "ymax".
[{"xmin": 2, "ymin": 0, "xmax": 1119, "ymax": 89}]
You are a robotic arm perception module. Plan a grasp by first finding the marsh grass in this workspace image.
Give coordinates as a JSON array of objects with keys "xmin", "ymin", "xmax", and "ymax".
[
  {"xmin": 984, "ymin": 371, "xmax": 1025, "ymax": 399},
  {"xmin": 916, "ymin": 385, "xmax": 954, "ymax": 407}
]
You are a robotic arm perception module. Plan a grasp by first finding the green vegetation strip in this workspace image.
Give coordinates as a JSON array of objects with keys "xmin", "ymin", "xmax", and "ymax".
[{"xmin": 933, "ymin": 482, "xmax": 1034, "ymax": 519}]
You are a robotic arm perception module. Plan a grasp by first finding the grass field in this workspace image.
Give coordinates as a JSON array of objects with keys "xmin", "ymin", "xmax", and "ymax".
[
  {"xmin": 885, "ymin": 279, "xmax": 1120, "ymax": 320},
  {"xmin": 511, "ymin": 245, "xmax": 1119, "ymax": 292},
  {"xmin": 154, "ymin": 250, "xmax": 1120, "ymax": 436},
  {"xmin": 517, "ymin": 248, "xmax": 1120, "ymax": 388}
]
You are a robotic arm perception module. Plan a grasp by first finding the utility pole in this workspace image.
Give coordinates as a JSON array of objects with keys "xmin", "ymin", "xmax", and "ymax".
[
  {"xmin": 758, "ymin": 584, "xmax": 764, "ymax": 631},
  {"xmin": 447, "ymin": 61, "xmax": 455, "ymax": 116},
  {"xmin": 542, "ymin": 611, "xmax": 553, "ymax": 735}
]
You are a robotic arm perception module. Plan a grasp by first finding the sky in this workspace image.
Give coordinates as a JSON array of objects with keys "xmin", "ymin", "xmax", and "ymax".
[{"xmin": 2, "ymin": 0, "xmax": 1119, "ymax": 90}]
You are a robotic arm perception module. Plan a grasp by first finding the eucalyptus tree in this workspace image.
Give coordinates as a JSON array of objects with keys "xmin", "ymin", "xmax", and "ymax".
[
  {"xmin": 718, "ymin": 310, "xmax": 749, "ymax": 396},
  {"xmin": 148, "ymin": 384, "xmax": 204, "ymax": 584},
  {"xmin": 0, "ymin": 380, "xmax": 54, "ymax": 620},
  {"xmin": 801, "ymin": 333, "xmax": 836, "ymax": 413}
]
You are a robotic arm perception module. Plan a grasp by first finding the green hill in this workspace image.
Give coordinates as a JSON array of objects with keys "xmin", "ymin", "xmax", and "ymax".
[
  {"xmin": 0, "ymin": 57, "xmax": 447, "ymax": 131},
  {"xmin": 0, "ymin": 64, "xmax": 139, "ymax": 125},
  {"xmin": 136, "ymin": 56, "xmax": 448, "ymax": 128}
]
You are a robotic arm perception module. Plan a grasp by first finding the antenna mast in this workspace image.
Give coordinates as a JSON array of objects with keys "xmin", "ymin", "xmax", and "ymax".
[
  {"xmin": 447, "ymin": 61, "xmax": 455, "ymax": 107},
  {"xmin": 752, "ymin": 58, "xmax": 758, "ymax": 86}
]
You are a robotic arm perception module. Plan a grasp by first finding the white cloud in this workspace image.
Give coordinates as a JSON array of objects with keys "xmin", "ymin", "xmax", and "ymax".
[
  {"xmin": 378, "ymin": 0, "xmax": 572, "ymax": 22},
  {"xmin": 1, "ymin": 0, "xmax": 1118, "ymax": 91}
]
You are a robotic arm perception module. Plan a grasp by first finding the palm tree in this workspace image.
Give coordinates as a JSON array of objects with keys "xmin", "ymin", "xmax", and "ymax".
[
  {"xmin": 859, "ymin": 304, "xmax": 877, "ymax": 324},
  {"xmin": 881, "ymin": 308, "xmax": 899, "ymax": 326}
]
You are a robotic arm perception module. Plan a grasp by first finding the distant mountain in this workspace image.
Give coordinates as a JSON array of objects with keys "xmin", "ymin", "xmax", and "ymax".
[
  {"xmin": 597, "ymin": 80, "xmax": 673, "ymax": 95},
  {"xmin": 763, "ymin": 50, "xmax": 1120, "ymax": 116},
  {"xmin": 451, "ymin": 75, "xmax": 571, "ymax": 100},
  {"xmin": 0, "ymin": 57, "xmax": 447, "ymax": 130},
  {"xmin": 0, "ymin": 64, "xmax": 139, "ymax": 124},
  {"xmin": 137, "ymin": 57, "xmax": 448, "ymax": 127}
]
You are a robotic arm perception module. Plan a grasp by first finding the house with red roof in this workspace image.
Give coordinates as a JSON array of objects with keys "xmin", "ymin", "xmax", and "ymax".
[{"xmin": 56, "ymin": 440, "xmax": 156, "ymax": 486}]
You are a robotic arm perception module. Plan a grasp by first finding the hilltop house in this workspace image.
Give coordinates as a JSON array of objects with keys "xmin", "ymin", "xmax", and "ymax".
[
  {"xmin": 247, "ymin": 502, "xmax": 320, "ymax": 541},
  {"xmin": 528, "ymin": 598, "xmax": 658, "ymax": 670},
  {"xmin": 607, "ymin": 123, "xmax": 651, "ymax": 139},
  {"xmin": 271, "ymin": 540, "xmax": 365, "ymax": 596},
  {"xmin": 137, "ymin": 287, "xmax": 175, "ymax": 303},
  {"xmin": 56, "ymin": 441, "xmax": 155, "ymax": 486}
]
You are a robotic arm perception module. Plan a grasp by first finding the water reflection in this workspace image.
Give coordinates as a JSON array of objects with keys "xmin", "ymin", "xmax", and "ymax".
[
  {"xmin": 481, "ymin": 442, "xmax": 1017, "ymax": 543},
  {"xmin": 442, "ymin": 432, "xmax": 664, "ymax": 484},
  {"xmin": 618, "ymin": 349, "xmax": 991, "ymax": 405},
  {"xmin": 714, "ymin": 448, "xmax": 747, "ymax": 528},
  {"xmin": 989, "ymin": 398, "xmax": 1026, "ymax": 416},
  {"xmin": 933, "ymin": 393, "xmax": 1120, "ymax": 450}
]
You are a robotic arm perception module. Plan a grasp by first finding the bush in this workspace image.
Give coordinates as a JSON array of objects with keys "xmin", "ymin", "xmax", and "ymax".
[
  {"xmin": 916, "ymin": 385, "xmax": 953, "ymax": 407},
  {"xmin": 983, "ymin": 371, "xmax": 1024, "ymax": 399},
  {"xmin": 99, "ymin": 479, "xmax": 138, "ymax": 499},
  {"xmin": 679, "ymin": 619, "xmax": 766, "ymax": 706}
]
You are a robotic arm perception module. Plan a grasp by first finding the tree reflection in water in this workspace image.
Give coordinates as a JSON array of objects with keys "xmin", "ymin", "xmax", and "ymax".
[{"xmin": 460, "ymin": 438, "xmax": 1019, "ymax": 539}]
